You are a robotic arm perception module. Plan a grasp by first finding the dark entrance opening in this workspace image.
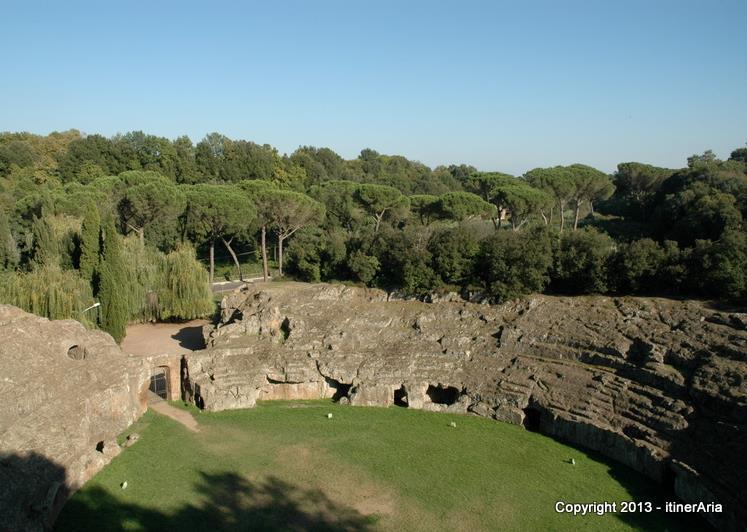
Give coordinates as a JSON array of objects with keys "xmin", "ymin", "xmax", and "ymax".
[
  {"xmin": 280, "ymin": 317, "xmax": 291, "ymax": 341},
  {"xmin": 522, "ymin": 407, "xmax": 541, "ymax": 432},
  {"xmin": 149, "ymin": 367, "xmax": 169, "ymax": 400},
  {"xmin": 95, "ymin": 441, "xmax": 105, "ymax": 453},
  {"xmin": 324, "ymin": 377, "xmax": 352, "ymax": 401},
  {"xmin": 194, "ymin": 383, "xmax": 205, "ymax": 410},
  {"xmin": 623, "ymin": 424, "xmax": 646, "ymax": 440},
  {"xmin": 426, "ymin": 384, "xmax": 459, "ymax": 405},
  {"xmin": 394, "ymin": 386, "xmax": 408, "ymax": 407},
  {"xmin": 662, "ymin": 463, "xmax": 677, "ymax": 494}
]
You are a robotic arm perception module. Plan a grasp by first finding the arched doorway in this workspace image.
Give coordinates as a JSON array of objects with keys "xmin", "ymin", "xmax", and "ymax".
[
  {"xmin": 522, "ymin": 406, "xmax": 541, "ymax": 432},
  {"xmin": 149, "ymin": 366, "xmax": 170, "ymax": 400}
]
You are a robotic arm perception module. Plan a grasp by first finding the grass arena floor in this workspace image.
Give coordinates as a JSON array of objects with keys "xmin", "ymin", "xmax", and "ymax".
[{"xmin": 55, "ymin": 400, "xmax": 706, "ymax": 531}]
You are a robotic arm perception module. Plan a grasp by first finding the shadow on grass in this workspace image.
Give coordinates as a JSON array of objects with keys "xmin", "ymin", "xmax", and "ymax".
[{"xmin": 56, "ymin": 472, "xmax": 376, "ymax": 532}]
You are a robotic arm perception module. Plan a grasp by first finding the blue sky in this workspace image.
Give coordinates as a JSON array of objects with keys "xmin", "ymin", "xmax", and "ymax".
[{"xmin": 1, "ymin": 0, "xmax": 745, "ymax": 174}]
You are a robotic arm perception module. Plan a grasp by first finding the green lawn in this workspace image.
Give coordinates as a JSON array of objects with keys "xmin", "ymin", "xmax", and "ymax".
[{"xmin": 56, "ymin": 401, "xmax": 705, "ymax": 531}]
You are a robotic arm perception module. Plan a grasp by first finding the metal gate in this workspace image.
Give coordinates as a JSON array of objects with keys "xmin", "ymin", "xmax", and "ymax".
[{"xmin": 149, "ymin": 368, "xmax": 168, "ymax": 400}]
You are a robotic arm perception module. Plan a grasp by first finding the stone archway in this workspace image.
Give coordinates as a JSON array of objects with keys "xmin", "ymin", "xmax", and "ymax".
[{"xmin": 149, "ymin": 366, "xmax": 170, "ymax": 400}]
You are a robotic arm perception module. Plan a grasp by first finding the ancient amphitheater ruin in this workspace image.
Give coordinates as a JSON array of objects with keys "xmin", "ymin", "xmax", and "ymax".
[{"xmin": 1, "ymin": 282, "xmax": 745, "ymax": 530}]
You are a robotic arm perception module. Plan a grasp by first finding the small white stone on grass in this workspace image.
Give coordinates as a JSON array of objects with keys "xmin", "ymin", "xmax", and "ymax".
[
  {"xmin": 449, "ymin": 422, "xmax": 457, "ymax": 428},
  {"xmin": 327, "ymin": 413, "xmax": 333, "ymax": 419},
  {"xmin": 121, "ymin": 481, "xmax": 128, "ymax": 489},
  {"xmin": 570, "ymin": 458, "xmax": 576, "ymax": 465}
]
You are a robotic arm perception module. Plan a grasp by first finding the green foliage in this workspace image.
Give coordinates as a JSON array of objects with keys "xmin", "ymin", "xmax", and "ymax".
[
  {"xmin": 435, "ymin": 191, "xmax": 496, "ymax": 222},
  {"xmin": 309, "ymin": 181, "xmax": 362, "ymax": 228},
  {"xmin": 348, "ymin": 148, "xmax": 440, "ymax": 194},
  {"xmin": 284, "ymin": 228, "xmax": 323, "ymax": 282},
  {"xmin": 117, "ymin": 171, "xmax": 186, "ymax": 248},
  {"xmin": 0, "ymin": 265, "xmax": 95, "ymax": 326},
  {"xmin": 730, "ymin": 147, "xmax": 747, "ymax": 163},
  {"xmin": 78, "ymin": 204, "xmax": 100, "ymax": 281},
  {"xmin": 260, "ymin": 190, "xmax": 325, "ymax": 275},
  {"xmin": 263, "ymin": 190, "xmax": 325, "ymax": 237},
  {"xmin": 120, "ymin": 237, "xmax": 165, "ymax": 322},
  {"xmin": 664, "ymin": 185, "xmax": 742, "ymax": 244},
  {"xmin": 1, "ymin": 130, "xmax": 747, "ymax": 306},
  {"xmin": 184, "ymin": 183, "xmax": 257, "ymax": 281},
  {"xmin": 687, "ymin": 230, "xmax": 747, "ymax": 299},
  {"xmin": 372, "ymin": 226, "xmax": 440, "ymax": 296},
  {"xmin": 0, "ymin": 211, "xmax": 20, "ymax": 270},
  {"xmin": 427, "ymin": 227, "xmax": 479, "ymax": 285},
  {"xmin": 408, "ymin": 194, "xmax": 440, "ymax": 225},
  {"xmin": 551, "ymin": 228, "xmax": 614, "ymax": 294},
  {"xmin": 348, "ymin": 250, "xmax": 379, "ymax": 284},
  {"xmin": 98, "ymin": 217, "xmax": 129, "ymax": 342},
  {"xmin": 30, "ymin": 212, "xmax": 59, "ymax": 266},
  {"xmin": 475, "ymin": 228, "xmax": 553, "ymax": 301},
  {"xmin": 494, "ymin": 184, "xmax": 553, "ymax": 229},
  {"xmin": 159, "ymin": 245, "xmax": 214, "ymax": 320},
  {"xmin": 285, "ymin": 227, "xmax": 348, "ymax": 283},
  {"xmin": 354, "ymin": 184, "xmax": 409, "ymax": 231},
  {"xmin": 601, "ymin": 163, "xmax": 674, "ymax": 220},
  {"xmin": 462, "ymin": 172, "xmax": 518, "ymax": 201},
  {"xmin": 608, "ymin": 239, "xmax": 667, "ymax": 294}
]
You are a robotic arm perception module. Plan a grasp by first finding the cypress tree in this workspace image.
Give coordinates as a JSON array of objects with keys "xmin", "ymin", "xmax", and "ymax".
[
  {"xmin": 31, "ymin": 211, "xmax": 59, "ymax": 266},
  {"xmin": 0, "ymin": 211, "xmax": 19, "ymax": 270},
  {"xmin": 79, "ymin": 203, "xmax": 100, "ymax": 281},
  {"xmin": 98, "ymin": 217, "xmax": 129, "ymax": 342}
]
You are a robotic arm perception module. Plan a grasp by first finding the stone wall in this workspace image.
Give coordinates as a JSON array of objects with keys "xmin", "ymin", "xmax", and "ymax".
[
  {"xmin": 0, "ymin": 306, "xmax": 149, "ymax": 531},
  {"xmin": 185, "ymin": 282, "xmax": 747, "ymax": 531}
]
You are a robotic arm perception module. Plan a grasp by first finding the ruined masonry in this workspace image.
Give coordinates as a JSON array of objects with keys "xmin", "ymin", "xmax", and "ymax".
[
  {"xmin": 189, "ymin": 282, "xmax": 747, "ymax": 531},
  {"xmin": 1, "ymin": 282, "xmax": 746, "ymax": 531},
  {"xmin": 0, "ymin": 306, "xmax": 150, "ymax": 531}
]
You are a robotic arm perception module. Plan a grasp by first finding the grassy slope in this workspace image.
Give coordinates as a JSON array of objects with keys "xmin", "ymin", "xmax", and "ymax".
[{"xmin": 56, "ymin": 401, "xmax": 705, "ymax": 532}]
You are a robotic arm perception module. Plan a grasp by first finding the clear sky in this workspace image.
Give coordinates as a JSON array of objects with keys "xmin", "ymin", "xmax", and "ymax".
[{"xmin": 1, "ymin": 0, "xmax": 745, "ymax": 174}]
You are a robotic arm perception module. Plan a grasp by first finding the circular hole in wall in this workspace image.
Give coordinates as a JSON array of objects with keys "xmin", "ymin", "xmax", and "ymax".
[{"xmin": 67, "ymin": 345, "xmax": 86, "ymax": 361}]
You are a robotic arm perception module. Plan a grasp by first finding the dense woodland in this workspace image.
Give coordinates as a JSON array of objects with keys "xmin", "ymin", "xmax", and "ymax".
[{"xmin": 1, "ymin": 130, "xmax": 746, "ymax": 341}]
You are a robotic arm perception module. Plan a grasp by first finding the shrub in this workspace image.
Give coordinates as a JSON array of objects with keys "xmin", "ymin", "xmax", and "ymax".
[
  {"xmin": 609, "ymin": 238, "xmax": 665, "ymax": 293},
  {"xmin": 427, "ymin": 227, "xmax": 479, "ymax": 286},
  {"xmin": 348, "ymin": 251, "xmax": 379, "ymax": 284},
  {"xmin": 474, "ymin": 227, "xmax": 552, "ymax": 301},
  {"xmin": 551, "ymin": 228, "xmax": 614, "ymax": 294}
]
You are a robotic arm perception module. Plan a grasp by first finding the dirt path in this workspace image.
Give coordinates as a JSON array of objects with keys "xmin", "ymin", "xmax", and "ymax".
[
  {"xmin": 122, "ymin": 320, "xmax": 209, "ymax": 356},
  {"xmin": 149, "ymin": 397, "xmax": 200, "ymax": 432}
]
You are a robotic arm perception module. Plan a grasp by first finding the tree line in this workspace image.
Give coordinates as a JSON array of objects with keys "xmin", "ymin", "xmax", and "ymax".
[{"xmin": 1, "ymin": 130, "xmax": 745, "ymax": 341}]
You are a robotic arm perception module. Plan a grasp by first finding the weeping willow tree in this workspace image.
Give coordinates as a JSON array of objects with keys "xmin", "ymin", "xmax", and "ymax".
[
  {"xmin": 121, "ymin": 236, "xmax": 165, "ymax": 322},
  {"xmin": 159, "ymin": 244, "xmax": 213, "ymax": 320},
  {"xmin": 1, "ymin": 222, "xmax": 211, "ymax": 333},
  {"xmin": 0, "ymin": 265, "xmax": 96, "ymax": 328}
]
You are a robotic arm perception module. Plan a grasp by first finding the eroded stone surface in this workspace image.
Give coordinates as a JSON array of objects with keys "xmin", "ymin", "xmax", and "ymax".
[
  {"xmin": 188, "ymin": 282, "xmax": 747, "ymax": 531},
  {"xmin": 0, "ymin": 305, "xmax": 149, "ymax": 531}
]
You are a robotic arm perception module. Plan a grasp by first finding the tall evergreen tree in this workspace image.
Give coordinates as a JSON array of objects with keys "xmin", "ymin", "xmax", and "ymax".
[
  {"xmin": 31, "ymin": 211, "xmax": 59, "ymax": 266},
  {"xmin": 78, "ymin": 203, "xmax": 100, "ymax": 281},
  {"xmin": 0, "ymin": 211, "xmax": 20, "ymax": 270},
  {"xmin": 98, "ymin": 217, "xmax": 129, "ymax": 342}
]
